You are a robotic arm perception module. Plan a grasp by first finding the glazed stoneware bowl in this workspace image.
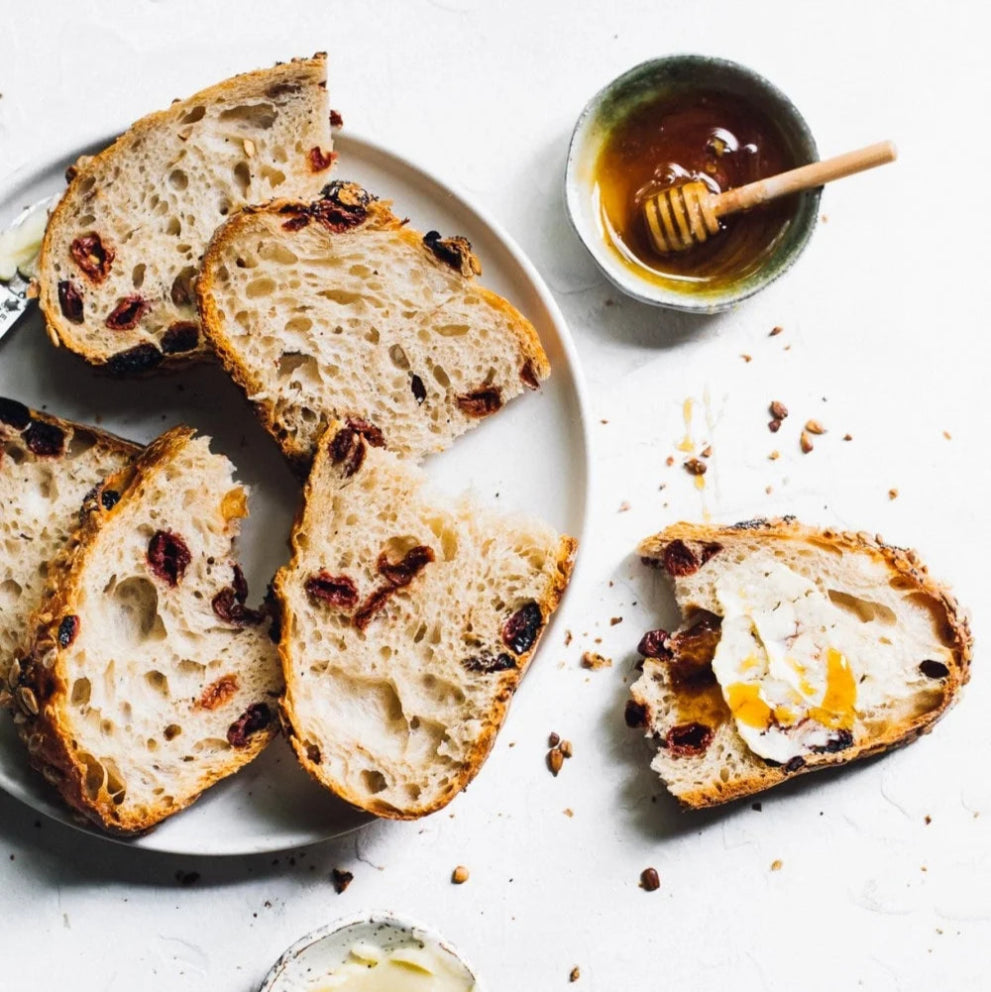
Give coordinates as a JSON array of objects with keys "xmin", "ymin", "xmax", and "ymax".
[
  {"xmin": 565, "ymin": 54, "xmax": 820, "ymax": 312},
  {"xmin": 259, "ymin": 912, "xmax": 485, "ymax": 991}
]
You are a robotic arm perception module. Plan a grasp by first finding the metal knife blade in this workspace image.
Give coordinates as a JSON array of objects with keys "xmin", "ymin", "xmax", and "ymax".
[
  {"xmin": 0, "ymin": 271, "xmax": 34, "ymax": 343},
  {"xmin": 0, "ymin": 193, "xmax": 59, "ymax": 345}
]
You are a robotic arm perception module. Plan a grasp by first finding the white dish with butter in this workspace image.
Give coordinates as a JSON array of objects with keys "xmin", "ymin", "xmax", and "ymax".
[{"xmin": 260, "ymin": 913, "xmax": 482, "ymax": 992}]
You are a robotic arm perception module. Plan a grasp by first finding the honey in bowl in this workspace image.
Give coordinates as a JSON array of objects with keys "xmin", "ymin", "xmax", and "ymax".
[{"xmin": 594, "ymin": 87, "xmax": 805, "ymax": 295}]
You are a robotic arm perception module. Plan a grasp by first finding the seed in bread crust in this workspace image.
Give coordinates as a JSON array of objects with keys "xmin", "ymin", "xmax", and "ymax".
[
  {"xmin": 305, "ymin": 572, "xmax": 359, "ymax": 609},
  {"xmin": 640, "ymin": 867, "xmax": 661, "ymax": 891},
  {"xmin": 16, "ymin": 686, "xmax": 39, "ymax": 716},
  {"xmin": 57, "ymin": 280, "xmax": 84, "ymax": 323},
  {"xmin": 227, "ymin": 702, "xmax": 271, "ymax": 747},
  {"xmin": 502, "ymin": 601, "xmax": 543, "ymax": 655},
  {"xmin": 105, "ymin": 295, "xmax": 151, "ymax": 331},
  {"xmin": 456, "ymin": 388, "xmax": 503, "ymax": 418},
  {"xmin": 69, "ymin": 233, "xmax": 115, "ymax": 283},
  {"xmin": 665, "ymin": 722, "xmax": 713, "ymax": 757},
  {"xmin": 0, "ymin": 398, "xmax": 31, "ymax": 430},
  {"xmin": 147, "ymin": 530, "xmax": 192, "ymax": 587},
  {"xmin": 462, "ymin": 651, "xmax": 517, "ymax": 674},
  {"xmin": 57, "ymin": 615, "xmax": 80, "ymax": 648},
  {"xmin": 423, "ymin": 230, "xmax": 481, "ymax": 277},
  {"xmin": 23, "ymin": 420, "xmax": 66, "ymax": 457}
]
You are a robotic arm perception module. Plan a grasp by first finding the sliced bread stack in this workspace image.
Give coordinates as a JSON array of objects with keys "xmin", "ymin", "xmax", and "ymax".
[
  {"xmin": 628, "ymin": 519, "xmax": 972, "ymax": 808},
  {"xmin": 10, "ymin": 426, "xmax": 281, "ymax": 834},
  {"xmin": 38, "ymin": 54, "xmax": 335, "ymax": 374},
  {"xmin": 0, "ymin": 399, "xmax": 140, "ymax": 691},
  {"xmin": 275, "ymin": 421, "xmax": 576, "ymax": 818},
  {"xmin": 197, "ymin": 181, "xmax": 549, "ymax": 470}
]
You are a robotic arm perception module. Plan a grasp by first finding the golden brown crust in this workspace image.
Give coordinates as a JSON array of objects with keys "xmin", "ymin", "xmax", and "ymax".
[
  {"xmin": 197, "ymin": 183, "xmax": 550, "ymax": 472},
  {"xmin": 274, "ymin": 422, "xmax": 577, "ymax": 819},
  {"xmin": 38, "ymin": 54, "xmax": 328, "ymax": 372},
  {"xmin": 9, "ymin": 426, "xmax": 276, "ymax": 835},
  {"xmin": 632, "ymin": 517, "xmax": 972, "ymax": 810}
]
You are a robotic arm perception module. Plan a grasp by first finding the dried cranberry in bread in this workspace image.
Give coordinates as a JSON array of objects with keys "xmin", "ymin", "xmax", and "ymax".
[
  {"xmin": 10, "ymin": 426, "xmax": 281, "ymax": 835},
  {"xmin": 197, "ymin": 182, "xmax": 549, "ymax": 470},
  {"xmin": 274, "ymin": 421, "xmax": 576, "ymax": 818},
  {"xmin": 38, "ymin": 54, "xmax": 335, "ymax": 373},
  {"xmin": 629, "ymin": 519, "xmax": 971, "ymax": 809},
  {"xmin": 0, "ymin": 399, "xmax": 139, "ymax": 694}
]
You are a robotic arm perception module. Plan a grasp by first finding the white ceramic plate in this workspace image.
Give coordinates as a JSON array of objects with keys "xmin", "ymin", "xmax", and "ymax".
[
  {"xmin": 260, "ymin": 912, "xmax": 484, "ymax": 991},
  {"xmin": 0, "ymin": 132, "xmax": 591, "ymax": 855}
]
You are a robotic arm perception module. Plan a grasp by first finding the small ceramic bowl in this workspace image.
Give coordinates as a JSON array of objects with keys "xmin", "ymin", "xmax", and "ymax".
[
  {"xmin": 565, "ymin": 55, "xmax": 820, "ymax": 312},
  {"xmin": 259, "ymin": 912, "xmax": 485, "ymax": 991}
]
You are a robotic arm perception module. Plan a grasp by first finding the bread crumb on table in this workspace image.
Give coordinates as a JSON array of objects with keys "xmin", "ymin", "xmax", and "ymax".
[
  {"xmin": 451, "ymin": 865, "xmax": 470, "ymax": 885},
  {"xmin": 581, "ymin": 651, "xmax": 613, "ymax": 670},
  {"xmin": 888, "ymin": 488, "xmax": 899, "ymax": 500},
  {"xmin": 570, "ymin": 966, "xmax": 581, "ymax": 982},
  {"xmin": 770, "ymin": 325, "xmax": 783, "ymax": 336},
  {"xmin": 770, "ymin": 859, "xmax": 783, "ymax": 872},
  {"xmin": 640, "ymin": 867, "xmax": 661, "ymax": 891},
  {"xmin": 618, "ymin": 500, "xmax": 631, "ymax": 512},
  {"xmin": 331, "ymin": 868, "xmax": 353, "ymax": 893}
]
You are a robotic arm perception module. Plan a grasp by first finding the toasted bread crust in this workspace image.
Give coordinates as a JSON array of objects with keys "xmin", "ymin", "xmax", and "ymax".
[
  {"xmin": 197, "ymin": 187, "xmax": 550, "ymax": 472},
  {"xmin": 631, "ymin": 518, "xmax": 972, "ymax": 809},
  {"xmin": 274, "ymin": 422, "xmax": 576, "ymax": 819},
  {"xmin": 9, "ymin": 427, "xmax": 278, "ymax": 835},
  {"xmin": 38, "ymin": 54, "xmax": 331, "ymax": 372}
]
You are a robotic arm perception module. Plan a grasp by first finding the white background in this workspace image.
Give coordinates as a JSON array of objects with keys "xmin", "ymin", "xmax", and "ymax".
[{"xmin": 1, "ymin": 1, "xmax": 988, "ymax": 989}]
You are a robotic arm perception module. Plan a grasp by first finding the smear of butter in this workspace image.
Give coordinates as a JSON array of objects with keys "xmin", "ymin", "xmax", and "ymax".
[
  {"xmin": 311, "ymin": 940, "xmax": 476, "ymax": 992},
  {"xmin": 0, "ymin": 202, "xmax": 49, "ymax": 281}
]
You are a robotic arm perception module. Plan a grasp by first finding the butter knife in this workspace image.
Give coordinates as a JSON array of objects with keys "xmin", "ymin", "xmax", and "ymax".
[{"xmin": 0, "ymin": 194, "xmax": 58, "ymax": 344}]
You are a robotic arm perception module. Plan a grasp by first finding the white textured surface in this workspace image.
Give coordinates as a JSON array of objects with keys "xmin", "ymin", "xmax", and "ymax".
[{"xmin": 1, "ymin": 1, "xmax": 988, "ymax": 990}]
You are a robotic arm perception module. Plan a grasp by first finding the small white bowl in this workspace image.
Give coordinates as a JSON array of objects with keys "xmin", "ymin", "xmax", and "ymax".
[{"xmin": 259, "ymin": 912, "xmax": 485, "ymax": 991}]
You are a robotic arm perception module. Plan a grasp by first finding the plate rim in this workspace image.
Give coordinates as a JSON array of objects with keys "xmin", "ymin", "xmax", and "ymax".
[{"xmin": 0, "ymin": 128, "xmax": 593, "ymax": 855}]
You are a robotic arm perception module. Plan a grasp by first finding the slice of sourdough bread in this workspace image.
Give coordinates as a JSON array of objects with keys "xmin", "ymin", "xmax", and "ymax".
[
  {"xmin": 9, "ymin": 426, "xmax": 282, "ymax": 835},
  {"xmin": 38, "ymin": 54, "xmax": 335, "ymax": 374},
  {"xmin": 197, "ymin": 182, "xmax": 550, "ymax": 470},
  {"xmin": 0, "ymin": 398, "xmax": 140, "ymax": 692},
  {"xmin": 628, "ymin": 519, "xmax": 971, "ymax": 809},
  {"xmin": 274, "ymin": 421, "xmax": 576, "ymax": 818}
]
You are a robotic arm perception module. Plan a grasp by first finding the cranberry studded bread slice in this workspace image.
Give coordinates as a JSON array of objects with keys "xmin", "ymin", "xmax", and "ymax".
[
  {"xmin": 9, "ymin": 426, "xmax": 282, "ymax": 835},
  {"xmin": 628, "ymin": 519, "xmax": 972, "ymax": 809},
  {"xmin": 274, "ymin": 421, "xmax": 576, "ymax": 818},
  {"xmin": 38, "ymin": 54, "xmax": 335, "ymax": 374},
  {"xmin": 197, "ymin": 182, "xmax": 550, "ymax": 470},
  {"xmin": 0, "ymin": 399, "xmax": 140, "ymax": 693}
]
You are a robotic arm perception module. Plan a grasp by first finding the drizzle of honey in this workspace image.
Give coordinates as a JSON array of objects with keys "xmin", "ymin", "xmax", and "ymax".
[
  {"xmin": 809, "ymin": 647, "xmax": 857, "ymax": 730},
  {"xmin": 593, "ymin": 88, "xmax": 803, "ymax": 294},
  {"xmin": 726, "ymin": 680, "xmax": 773, "ymax": 730}
]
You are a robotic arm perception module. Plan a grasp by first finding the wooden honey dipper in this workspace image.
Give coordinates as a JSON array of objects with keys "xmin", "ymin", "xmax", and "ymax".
[{"xmin": 642, "ymin": 140, "xmax": 897, "ymax": 254}]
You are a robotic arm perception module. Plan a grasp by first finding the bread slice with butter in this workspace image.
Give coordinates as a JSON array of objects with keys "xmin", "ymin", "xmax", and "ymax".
[
  {"xmin": 628, "ymin": 518, "xmax": 971, "ymax": 809},
  {"xmin": 274, "ymin": 420, "xmax": 576, "ymax": 818},
  {"xmin": 9, "ymin": 426, "xmax": 282, "ymax": 835},
  {"xmin": 38, "ymin": 54, "xmax": 335, "ymax": 374},
  {"xmin": 0, "ymin": 399, "xmax": 140, "ymax": 693},
  {"xmin": 197, "ymin": 181, "xmax": 549, "ymax": 471}
]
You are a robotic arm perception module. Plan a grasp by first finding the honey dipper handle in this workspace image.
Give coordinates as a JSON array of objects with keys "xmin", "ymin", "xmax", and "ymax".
[{"xmin": 712, "ymin": 140, "xmax": 898, "ymax": 217}]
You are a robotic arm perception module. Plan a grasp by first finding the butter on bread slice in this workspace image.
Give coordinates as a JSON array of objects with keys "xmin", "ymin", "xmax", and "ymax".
[{"xmin": 628, "ymin": 518, "xmax": 971, "ymax": 809}]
